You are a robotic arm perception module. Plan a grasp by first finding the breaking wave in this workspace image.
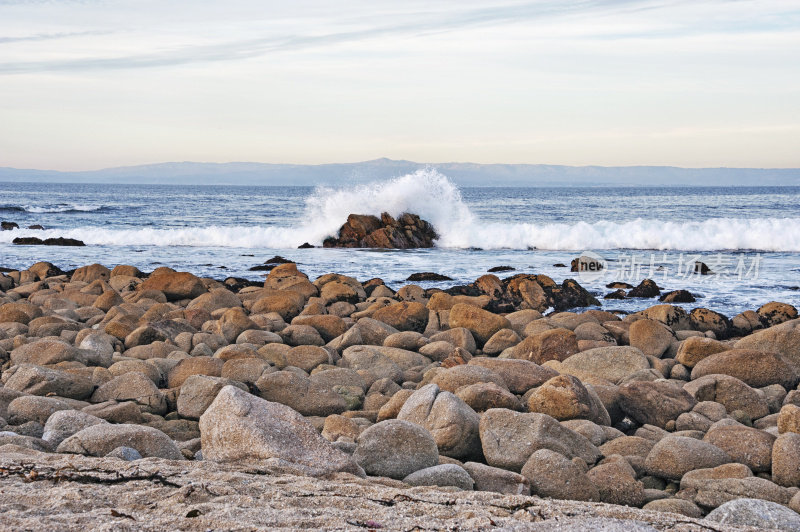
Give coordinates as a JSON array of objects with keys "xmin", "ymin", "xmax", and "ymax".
[
  {"xmin": 0, "ymin": 203, "xmax": 112, "ymax": 214},
  {"xmin": 1, "ymin": 170, "xmax": 798, "ymax": 251}
]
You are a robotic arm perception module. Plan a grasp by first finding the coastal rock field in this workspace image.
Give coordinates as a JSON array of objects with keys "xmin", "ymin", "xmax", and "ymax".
[{"xmin": 1, "ymin": 261, "xmax": 800, "ymax": 530}]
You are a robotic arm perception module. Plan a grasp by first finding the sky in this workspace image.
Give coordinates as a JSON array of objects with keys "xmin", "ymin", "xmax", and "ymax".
[{"xmin": 0, "ymin": 0, "xmax": 799, "ymax": 171}]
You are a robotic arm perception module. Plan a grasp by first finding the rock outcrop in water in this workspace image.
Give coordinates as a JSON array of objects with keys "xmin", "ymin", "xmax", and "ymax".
[
  {"xmin": 12, "ymin": 237, "xmax": 85, "ymax": 246},
  {"xmin": 323, "ymin": 212, "xmax": 437, "ymax": 249}
]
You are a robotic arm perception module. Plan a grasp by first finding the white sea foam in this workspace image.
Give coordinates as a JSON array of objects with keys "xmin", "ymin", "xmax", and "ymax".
[
  {"xmin": 0, "ymin": 204, "xmax": 108, "ymax": 214},
  {"xmin": 1, "ymin": 170, "xmax": 798, "ymax": 251}
]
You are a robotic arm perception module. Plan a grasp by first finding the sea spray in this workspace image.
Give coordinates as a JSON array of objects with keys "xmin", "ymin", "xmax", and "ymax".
[{"xmin": 1, "ymin": 170, "xmax": 799, "ymax": 251}]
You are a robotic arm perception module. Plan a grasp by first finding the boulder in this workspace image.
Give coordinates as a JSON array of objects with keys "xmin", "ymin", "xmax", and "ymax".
[
  {"xmin": 4, "ymin": 364, "xmax": 94, "ymax": 400},
  {"xmin": 675, "ymin": 337, "xmax": 729, "ymax": 368},
  {"xmin": 521, "ymin": 449, "xmax": 598, "ymax": 501},
  {"xmin": 42, "ymin": 410, "xmax": 106, "ymax": 446},
  {"xmin": 511, "ymin": 328, "xmax": 578, "ymax": 365},
  {"xmin": 468, "ymin": 358, "xmax": 558, "ymax": 394},
  {"xmin": 462, "ymin": 461, "xmax": 530, "ymax": 495},
  {"xmin": 772, "ymin": 432, "xmax": 800, "ymax": 487},
  {"xmin": 703, "ymin": 424, "xmax": 775, "ymax": 472},
  {"xmin": 90, "ymin": 372, "xmax": 167, "ymax": 415},
  {"xmin": 199, "ymin": 385, "xmax": 362, "ymax": 476},
  {"xmin": 455, "ymin": 382, "xmax": 521, "ymax": 412},
  {"xmin": 139, "ymin": 271, "xmax": 207, "ymax": 301},
  {"xmin": 587, "ymin": 458, "xmax": 645, "ymax": 507},
  {"xmin": 431, "ymin": 365, "xmax": 507, "ymax": 394},
  {"xmin": 71, "ymin": 263, "xmax": 111, "ymax": 283},
  {"xmin": 323, "ymin": 212, "xmax": 437, "ymax": 249},
  {"xmin": 757, "ymin": 303, "xmax": 798, "ymax": 328},
  {"xmin": 6, "ymin": 396, "xmax": 74, "ymax": 425},
  {"xmin": 705, "ymin": 498, "xmax": 800, "ymax": 531},
  {"xmin": 691, "ymin": 349, "xmax": 799, "ymax": 389},
  {"xmin": 371, "ymin": 301, "xmax": 428, "ymax": 332},
  {"xmin": 735, "ymin": 318, "xmax": 800, "ymax": 368},
  {"xmin": 558, "ymin": 346, "xmax": 650, "ymax": 385},
  {"xmin": 10, "ymin": 339, "xmax": 85, "ymax": 366},
  {"xmin": 187, "ymin": 288, "xmax": 242, "ymax": 313},
  {"xmin": 618, "ymin": 380, "xmax": 697, "ymax": 429},
  {"xmin": 352, "ymin": 419, "xmax": 439, "ymax": 479},
  {"xmin": 644, "ymin": 435, "xmax": 731, "ymax": 480},
  {"xmin": 448, "ymin": 303, "xmax": 511, "ymax": 345},
  {"xmin": 402, "ymin": 464, "xmax": 474, "ymax": 491},
  {"xmin": 683, "ymin": 374, "xmax": 770, "ymax": 421},
  {"xmin": 526, "ymin": 375, "xmax": 610, "ymax": 425},
  {"xmin": 628, "ymin": 319, "xmax": 674, "ymax": 358},
  {"xmin": 689, "ymin": 308, "xmax": 731, "ymax": 339},
  {"xmin": 479, "ymin": 408, "xmax": 601, "ymax": 471},
  {"xmin": 177, "ymin": 375, "xmax": 248, "ymax": 420},
  {"xmin": 397, "ymin": 384, "xmax": 481, "ymax": 459},
  {"xmin": 255, "ymin": 370, "xmax": 347, "ymax": 417},
  {"xmin": 57, "ymin": 423, "xmax": 183, "ymax": 460}
]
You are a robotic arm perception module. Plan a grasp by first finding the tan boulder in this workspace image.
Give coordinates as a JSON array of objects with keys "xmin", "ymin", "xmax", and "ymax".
[
  {"xmin": 676, "ymin": 336, "xmax": 728, "ymax": 368},
  {"xmin": 691, "ymin": 349, "xmax": 799, "ymax": 389},
  {"xmin": 448, "ymin": 303, "xmax": 511, "ymax": 345},
  {"xmin": 511, "ymin": 328, "xmax": 578, "ymax": 365},
  {"xmin": 628, "ymin": 319, "xmax": 674, "ymax": 358},
  {"xmin": 139, "ymin": 271, "xmax": 207, "ymax": 301},
  {"xmin": 372, "ymin": 301, "xmax": 429, "ymax": 333},
  {"xmin": 703, "ymin": 424, "xmax": 775, "ymax": 473},
  {"xmin": 526, "ymin": 375, "xmax": 610, "ymax": 425}
]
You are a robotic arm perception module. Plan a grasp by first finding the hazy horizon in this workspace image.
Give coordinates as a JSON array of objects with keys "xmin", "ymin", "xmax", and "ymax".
[{"xmin": 2, "ymin": 0, "xmax": 799, "ymax": 171}]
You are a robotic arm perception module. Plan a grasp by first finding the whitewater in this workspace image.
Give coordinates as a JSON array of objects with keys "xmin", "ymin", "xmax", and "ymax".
[
  {"xmin": 1, "ymin": 170, "xmax": 799, "ymax": 252},
  {"xmin": 1, "ymin": 170, "xmax": 798, "ymax": 315}
]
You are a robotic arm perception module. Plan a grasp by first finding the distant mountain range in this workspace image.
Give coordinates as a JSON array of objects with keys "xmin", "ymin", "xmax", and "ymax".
[{"xmin": 1, "ymin": 158, "xmax": 798, "ymax": 186}]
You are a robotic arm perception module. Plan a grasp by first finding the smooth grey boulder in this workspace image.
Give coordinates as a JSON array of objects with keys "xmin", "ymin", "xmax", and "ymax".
[
  {"xmin": 42, "ymin": 410, "xmax": 107, "ymax": 446},
  {"xmin": 353, "ymin": 419, "xmax": 438, "ymax": 479},
  {"xmin": 199, "ymin": 385, "xmax": 363, "ymax": 477},
  {"xmin": 705, "ymin": 498, "xmax": 800, "ymax": 531},
  {"xmin": 402, "ymin": 464, "xmax": 474, "ymax": 491},
  {"xmin": 57, "ymin": 423, "xmax": 183, "ymax": 460}
]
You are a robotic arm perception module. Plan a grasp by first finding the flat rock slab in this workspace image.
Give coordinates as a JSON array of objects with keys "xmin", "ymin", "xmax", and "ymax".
[{"xmin": 0, "ymin": 450, "xmax": 762, "ymax": 531}]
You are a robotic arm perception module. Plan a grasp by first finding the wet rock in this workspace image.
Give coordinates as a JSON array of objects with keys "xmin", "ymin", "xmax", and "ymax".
[
  {"xmin": 628, "ymin": 280, "xmax": 660, "ymax": 298},
  {"xmin": 12, "ymin": 237, "xmax": 86, "ymax": 246},
  {"xmin": 659, "ymin": 290, "xmax": 695, "ymax": 303},
  {"xmin": 406, "ymin": 272, "xmax": 453, "ymax": 282},
  {"xmin": 689, "ymin": 308, "xmax": 730, "ymax": 339},
  {"xmin": 323, "ymin": 212, "xmax": 438, "ymax": 249}
]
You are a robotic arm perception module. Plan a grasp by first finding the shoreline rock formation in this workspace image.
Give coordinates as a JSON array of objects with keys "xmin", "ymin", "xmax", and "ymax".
[
  {"xmin": 1, "ymin": 259, "xmax": 800, "ymax": 529},
  {"xmin": 323, "ymin": 212, "xmax": 437, "ymax": 248}
]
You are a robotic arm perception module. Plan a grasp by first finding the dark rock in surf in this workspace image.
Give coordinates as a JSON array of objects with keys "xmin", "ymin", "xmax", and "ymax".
[
  {"xmin": 1, "ymin": 221, "xmax": 19, "ymax": 231},
  {"xmin": 553, "ymin": 263, "xmax": 567, "ymax": 268},
  {"xmin": 323, "ymin": 212, "xmax": 437, "ymax": 249},
  {"xmin": 604, "ymin": 289, "xmax": 627, "ymax": 300},
  {"xmin": 28, "ymin": 225, "xmax": 45, "ymax": 230},
  {"xmin": 297, "ymin": 242, "xmax": 314, "ymax": 249},
  {"xmin": 694, "ymin": 261, "xmax": 712, "ymax": 275},
  {"xmin": 607, "ymin": 282, "xmax": 633, "ymax": 289},
  {"xmin": 12, "ymin": 237, "xmax": 85, "ymax": 247},
  {"xmin": 660, "ymin": 290, "xmax": 696, "ymax": 303},
  {"xmin": 628, "ymin": 279, "xmax": 660, "ymax": 298},
  {"xmin": 488, "ymin": 266, "xmax": 515, "ymax": 273},
  {"xmin": 406, "ymin": 272, "xmax": 453, "ymax": 282}
]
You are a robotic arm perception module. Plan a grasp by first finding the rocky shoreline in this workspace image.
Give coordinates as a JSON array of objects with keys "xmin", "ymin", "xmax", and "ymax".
[{"xmin": 1, "ymin": 260, "xmax": 800, "ymax": 530}]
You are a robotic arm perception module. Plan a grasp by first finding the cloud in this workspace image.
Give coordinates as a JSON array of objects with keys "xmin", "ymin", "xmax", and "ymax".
[{"xmin": 3, "ymin": 0, "xmax": 783, "ymax": 74}]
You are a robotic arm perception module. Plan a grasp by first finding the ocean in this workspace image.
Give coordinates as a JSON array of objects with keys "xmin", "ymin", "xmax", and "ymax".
[{"xmin": 1, "ymin": 169, "xmax": 798, "ymax": 317}]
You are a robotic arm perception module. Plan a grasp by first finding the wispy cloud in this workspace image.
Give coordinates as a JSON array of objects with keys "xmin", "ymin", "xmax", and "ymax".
[{"xmin": 4, "ymin": 0, "xmax": 794, "ymax": 74}]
